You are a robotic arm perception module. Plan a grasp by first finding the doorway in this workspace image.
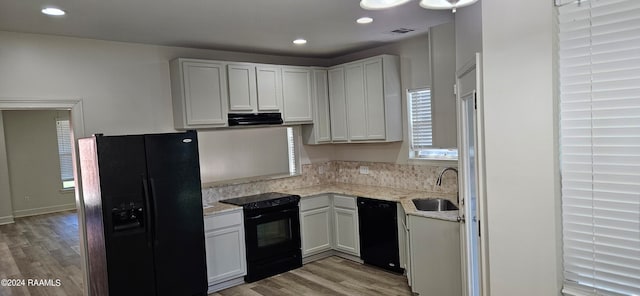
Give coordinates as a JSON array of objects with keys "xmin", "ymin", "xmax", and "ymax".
[
  {"xmin": 456, "ymin": 54, "xmax": 488, "ymax": 296},
  {"xmin": 0, "ymin": 99, "xmax": 87, "ymax": 296}
]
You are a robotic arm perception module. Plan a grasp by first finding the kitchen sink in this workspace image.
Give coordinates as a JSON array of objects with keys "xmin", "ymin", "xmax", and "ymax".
[{"xmin": 412, "ymin": 198, "xmax": 458, "ymax": 211}]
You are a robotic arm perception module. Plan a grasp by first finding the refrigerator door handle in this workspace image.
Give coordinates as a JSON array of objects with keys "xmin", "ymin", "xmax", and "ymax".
[
  {"xmin": 149, "ymin": 178, "xmax": 160, "ymax": 246},
  {"xmin": 142, "ymin": 176, "xmax": 154, "ymax": 247}
]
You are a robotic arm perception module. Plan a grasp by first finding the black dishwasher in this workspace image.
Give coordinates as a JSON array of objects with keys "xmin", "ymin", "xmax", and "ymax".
[{"xmin": 357, "ymin": 197, "xmax": 403, "ymax": 274}]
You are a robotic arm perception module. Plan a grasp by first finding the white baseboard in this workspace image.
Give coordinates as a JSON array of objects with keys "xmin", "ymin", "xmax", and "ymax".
[
  {"xmin": 208, "ymin": 277, "xmax": 245, "ymax": 293},
  {"xmin": 13, "ymin": 203, "xmax": 77, "ymax": 218},
  {"xmin": 302, "ymin": 250, "xmax": 363, "ymax": 265},
  {"xmin": 0, "ymin": 215, "xmax": 15, "ymax": 225}
]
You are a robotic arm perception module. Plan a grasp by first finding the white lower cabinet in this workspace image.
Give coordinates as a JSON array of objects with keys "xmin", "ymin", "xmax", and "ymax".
[
  {"xmin": 299, "ymin": 195, "xmax": 332, "ymax": 257},
  {"xmin": 204, "ymin": 208, "xmax": 247, "ymax": 293},
  {"xmin": 332, "ymin": 195, "xmax": 359, "ymax": 257},
  {"xmin": 299, "ymin": 194, "xmax": 360, "ymax": 259},
  {"xmin": 407, "ymin": 215, "xmax": 461, "ymax": 296}
]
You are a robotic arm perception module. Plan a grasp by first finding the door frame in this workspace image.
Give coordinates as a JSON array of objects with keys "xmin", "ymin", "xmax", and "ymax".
[
  {"xmin": 0, "ymin": 98, "xmax": 88, "ymax": 296},
  {"xmin": 455, "ymin": 53, "xmax": 490, "ymax": 296}
]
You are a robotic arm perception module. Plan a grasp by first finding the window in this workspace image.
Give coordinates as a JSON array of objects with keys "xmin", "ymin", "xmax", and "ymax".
[
  {"xmin": 287, "ymin": 127, "xmax": 297, "ymax": 175},
  {"xmin": 407, "ymin": 87, "xmax": 458, "ymax": 160},
  {"xmin": 55, "ymin": 119, "xmax": 74, "ymax": 189},
  {"xmin": 559, "ymin": 1, "xmax": 640, "ymax": 295}
]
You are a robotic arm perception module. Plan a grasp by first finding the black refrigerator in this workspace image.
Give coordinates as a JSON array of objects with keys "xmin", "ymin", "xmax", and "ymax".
[{"xmin": 78, "ymin": 130, "xmax": 207, "ymax": 296}]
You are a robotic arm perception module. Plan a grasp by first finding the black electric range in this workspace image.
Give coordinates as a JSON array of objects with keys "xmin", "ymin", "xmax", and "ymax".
[
  {"xmin": 220, "ymin": 192, "xmax": 302, "ymax": 282},
  {"xmin": 220, "ymin": 192, "xmax": 300, "ymax": 210}
]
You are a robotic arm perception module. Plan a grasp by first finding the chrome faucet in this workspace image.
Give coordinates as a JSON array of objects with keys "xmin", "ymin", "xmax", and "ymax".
[
  {"xmin": 436, "ymin": 167, "xmax": 460, "ymax": 205},
  {"xmin": 436, "ymin": 167, "xmax": 458, "ymax": 186}
]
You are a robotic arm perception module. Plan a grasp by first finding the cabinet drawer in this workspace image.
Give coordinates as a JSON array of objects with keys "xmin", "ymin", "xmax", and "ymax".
[
  {"xmin": 204, "ymin": 209, "xmax": 243, "ymax": 231},
  {"xmin": 333, "ymin": 195, "xmax": 356, "ymax": 209},
  {"xmin": 300, "ymin": 195, "xmax": 331, "ymax": 212}
]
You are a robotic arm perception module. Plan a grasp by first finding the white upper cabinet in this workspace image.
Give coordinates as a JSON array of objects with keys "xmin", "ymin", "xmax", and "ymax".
[
  {"xmin": 227, "ymin": 63, "xmax": 283, "ymax": 113},
  {"xmin": 282, "ymin": 66, "xmax": 313, "ymax": 123},
  {"xmin": 331, "ymin": 55, "xmax": 402, "ymax": 142},
  {"xmin": 170, "ymin": 58, "xmax": 229, "ymax": 129},
  {"xmin": 301, "ymin": 69, "xmax": 332, "ymax": 145},
  {"xmin": 255, "ymin": 66, "xmax": 283, "ymax": 112},
  {"xmin": 227, "ymin": 63, "xmax": 258, "ymax": 112},
  {"xmin": 363, "ymin": 59, "xmax": 386, "ymax": 139},
  {"xmin": 345, "ymin": 63, "xmax": 368, "ymax": 141},
  {"xmin": 328, "ymin": 67, "xmax": 348, "ymax": 142}
]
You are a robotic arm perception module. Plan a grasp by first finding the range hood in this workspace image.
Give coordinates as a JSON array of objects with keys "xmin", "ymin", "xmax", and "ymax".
[{"xmin": 228, "ymin": 113, "xmax": 283, "ymax": 126}]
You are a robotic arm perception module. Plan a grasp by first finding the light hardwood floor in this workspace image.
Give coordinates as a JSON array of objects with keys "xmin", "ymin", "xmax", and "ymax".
[
  {"xmin": 0, "ymin": 212, "xmax": 412, "ymax": 296},
  {"xmin": 0, "ymin": 211, "xmax": 83, "ymax": 296},
  {"xmin": 211, "ymin": 256, "xmax": 413, "ymax": 296}
]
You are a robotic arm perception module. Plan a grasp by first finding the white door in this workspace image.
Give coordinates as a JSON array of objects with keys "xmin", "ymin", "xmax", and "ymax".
[
  {"xmin": 344, "ymin": 63, "xmax": 367, "ymax": 141},
  {"xmin": 227, "ymin": 64, "xmax": 257, "ymax": 112},
  {"xmin": 364, "ymin": 59, "xmax": 385, "ymax": 140},
  {"xmin": 282, "ymin": 67, "xmax": 313, "ymax": 122},
  {"xmin": 256, "ymin": 66, "xmax": 282, "ymax": 112},
  {"xmin": 456, "ymin": 53, "xmax": 484, "ymax": 296},
  {"xmin": 328, "ymin": 67, "xmax": 348, "ymax": 142}
]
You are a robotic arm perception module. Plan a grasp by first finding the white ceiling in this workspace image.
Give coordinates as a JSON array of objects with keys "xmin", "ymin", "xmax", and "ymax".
[{"xmin": 0, "ymin": 0, "xmax": 453, "ymax": 58}]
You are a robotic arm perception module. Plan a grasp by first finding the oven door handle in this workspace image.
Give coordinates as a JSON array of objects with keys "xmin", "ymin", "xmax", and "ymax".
[
  {"xmin": 247, "ymin": 214, "xmax": 263, "ymax": 220},
  {"xmin": 246, "ymin": 208, "xmax": 298, "ymax": 220}
]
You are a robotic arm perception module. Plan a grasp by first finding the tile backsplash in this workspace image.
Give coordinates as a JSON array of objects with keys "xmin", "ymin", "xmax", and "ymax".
[{"xmin": 202, "ymin": 161, "xmax": 458, "ymax": 205}]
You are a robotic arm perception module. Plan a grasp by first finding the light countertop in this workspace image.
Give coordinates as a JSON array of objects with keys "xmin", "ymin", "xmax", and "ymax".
[{"xmin": 204, "ymin": 182, "xmax": 459, "ymax": 222}]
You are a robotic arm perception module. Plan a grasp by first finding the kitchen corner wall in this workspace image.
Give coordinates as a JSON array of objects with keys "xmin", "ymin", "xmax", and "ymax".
[{"xmin": 203, "ymin": 161, "xmax": 458, "ymax": 204}]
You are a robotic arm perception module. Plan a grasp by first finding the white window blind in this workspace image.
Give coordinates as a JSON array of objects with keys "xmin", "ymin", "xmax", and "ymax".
[
  {"xmin": 55, "ymin": 119, "xmax": 74, "ymax": 188},
  {"xmin": 287, "ymin": 127, "xmax": 297, "ymax": 175},
  {"xmin": 559, "ymin": 1, "xmax": 640, "ymax": 295},
  {"xmin": 408, "ymin": 88, "xmax": 433, "ymax": 149}
]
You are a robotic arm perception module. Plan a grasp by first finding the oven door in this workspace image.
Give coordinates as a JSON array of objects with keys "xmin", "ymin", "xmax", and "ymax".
[{"xmin": 244, "ymin": 205, "xmax": 301, "ymax": 262}]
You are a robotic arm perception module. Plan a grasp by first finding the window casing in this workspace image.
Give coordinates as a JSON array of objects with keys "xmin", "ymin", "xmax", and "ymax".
[
  {"xmin": 559, "ymin": 0, "xmax": 640, "ymax": 295},
  {"xmin": 407, "ymin": 87, "xmax": 458, "ymax": 160},
  {"xmin": 56, "ymin": 119, "xmax": 74, "ymax": 189}
]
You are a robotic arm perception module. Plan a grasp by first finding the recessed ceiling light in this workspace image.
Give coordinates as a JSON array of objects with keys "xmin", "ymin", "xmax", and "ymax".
[
  {"xmin": 356, "ymin": 17, "xmax": 374, "ymax": 24},
  {"xmin": 419, "ymin": 0, "xmax": 478, "ymax": 12},
  {"xmin": 293, "ymin": 38, "xmax": 307, "ymax": 45},
  {"xmin": 41, "ymin": 7, "xmax": 66, "ymax": 16},
  {"xmin": 360, "ymin": 0, "xmax": 411, "ymax": 10}
]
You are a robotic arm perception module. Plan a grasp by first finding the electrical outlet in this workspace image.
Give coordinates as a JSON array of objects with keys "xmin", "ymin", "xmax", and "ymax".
[
  {"xmin": 359, "ymin": 166, "xmax": 369, "ymax": 175},
  {"xmin": 24, "ymin": 195, "xmax": 30, "ymax": 200}
]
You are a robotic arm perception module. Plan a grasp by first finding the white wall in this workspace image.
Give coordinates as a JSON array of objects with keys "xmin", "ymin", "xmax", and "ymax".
[
  {"xmin": 429, "ymin": 22, "xmax": 457, "ymax": 148},
  {"xmin": 481, "ymin": 0, "xmax": 562, "ymax": 295},
  {"xmin": 0, "ymin": 112, "xmax": 14, "ymax": 224},
  {"xmin": 455, "ymin": 2, "xmax": 483, "ymax": 70},
  {"xmin": 198, "ymin": 127, "xmax": 289, "ymax": 183},
  {"xmin": 0, "ymin": 31, "xmax": 332, "ymax": 182},
  {"xmin": 0, "ymin": 30, "xmax": 325, "ymax": 136},
  {"xmin": 2, "ymin": 110, "xmax": 76, "ymax": 217}
]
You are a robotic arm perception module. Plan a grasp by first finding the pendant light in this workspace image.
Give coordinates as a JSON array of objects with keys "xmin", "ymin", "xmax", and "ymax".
[
  {"xmin": 360, "ymin": 0, "xmax": 412, "ymax": 10},
  {"xmin": 419, "ymin": 0, "xmax": 478, "ymax": 13}
]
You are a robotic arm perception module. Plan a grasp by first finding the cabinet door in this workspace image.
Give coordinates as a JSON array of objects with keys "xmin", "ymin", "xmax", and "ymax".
[
  {"xmin": 205, "ymin": 226, "xmax": 247, "ymax": 285},
  {"xmin": 300, "ymin": 207, "xmax": 332, "ymax": 257},
  {"xmin": 256, "ymin": 66, "xmax": 282, "ymax": 112},
  {"xmin": 282, "ymin": 67, "xmax": 313, "ymax": 123},
  {"xmin": 364, "ymin": 59, "xmax": 386, "ymax": 139},
  {"xmin": 312, "ymin": 69, "xmax": 331, "ymax": 143},
  {"xmin": 408, "ymin": 216, "xmax": 461, "ymax": 296},
  {"xmin": 182, "ymin": 61, "xmax": 228, "ymax": 126},
  {"xmin": 328, "ymin": 67, "xmax": 348, "ymax": 142},
  {"xmin": 227, "ymin": 64, "xmax": 257, "ymax": 112},
  {"xmin": 345, "ymin": 64, "xmax": 367, "ymax": 141},
  {"xmin": 333, "ymin": 207, "xmax": 360, "ymax": 256}
]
